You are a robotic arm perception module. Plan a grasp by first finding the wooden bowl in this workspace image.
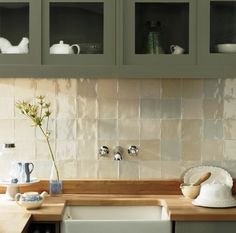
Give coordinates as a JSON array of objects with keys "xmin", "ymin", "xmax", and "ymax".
[{"xmin": 180, "ymin": 183, "xmax": 200, "ymax": 199}]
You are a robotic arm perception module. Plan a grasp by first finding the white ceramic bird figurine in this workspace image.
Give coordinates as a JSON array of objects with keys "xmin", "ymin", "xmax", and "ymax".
[{"xmin": 1, "ymin": 37, "xmax": 29, "ymax": 54}]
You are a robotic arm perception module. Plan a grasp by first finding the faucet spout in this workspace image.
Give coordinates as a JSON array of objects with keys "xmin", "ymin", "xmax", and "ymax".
[{"xmin": 114, "ymin": 146, "xmax": 123, "ymax": 161}]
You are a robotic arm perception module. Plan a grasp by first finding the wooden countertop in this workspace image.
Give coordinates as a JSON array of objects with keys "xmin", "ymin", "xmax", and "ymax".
[{"xmin": 2, "ymin": 194, "xmax": 236, "ymax": 233}]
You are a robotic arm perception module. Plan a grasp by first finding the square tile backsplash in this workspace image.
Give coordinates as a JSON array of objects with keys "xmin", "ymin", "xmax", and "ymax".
[{"xmin": 0, "ymin": 78, "xmax": 236, "ymax": 180}]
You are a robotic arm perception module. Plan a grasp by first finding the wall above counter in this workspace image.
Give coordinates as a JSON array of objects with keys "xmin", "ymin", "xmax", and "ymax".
[{"xmin": 0, "ymin": 0, "xmax": 236, "ymax": 78}]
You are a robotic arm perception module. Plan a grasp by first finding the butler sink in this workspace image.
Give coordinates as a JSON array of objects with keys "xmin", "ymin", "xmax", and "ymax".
[{"xmin": 61, "ymin": 206, "xmax": 172, "ymax": 233}]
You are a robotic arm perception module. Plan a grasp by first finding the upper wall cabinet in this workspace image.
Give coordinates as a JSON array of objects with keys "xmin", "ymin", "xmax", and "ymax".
[
  {"xmin": 122, "ymin": 0, "xmax": 197, "ymax": 66},
  {"xmin": 0, "ymin": 0, "xmax": 41, "ymax": 64},
  {"xmin": 42, "ymin": 0, "xmax": 116, "ymax": 66},
  {"xmin": 198, "ymin": 0, "xmax": 236, "ymax": 65}
]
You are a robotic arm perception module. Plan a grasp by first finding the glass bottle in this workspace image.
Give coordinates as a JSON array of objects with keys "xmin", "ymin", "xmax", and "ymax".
[
  {"xmin": 146, "ymin": 20, "xmax": 164, "ymax": 54},
  {"xmin": 50, "ymin": 161, "xmax": 62, "ymax": 195}
]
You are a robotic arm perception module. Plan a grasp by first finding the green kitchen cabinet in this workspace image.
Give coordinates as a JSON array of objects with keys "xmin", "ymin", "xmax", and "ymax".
[
  {"xmin": 0, "ymin": 0, "xmax": 236, "ymax": 77},
  {"xmin": 0, "ymin": 0, "xmax": 41, "ymax": 65},
  {"xmin": 119, "ymin": 0, "xmax": 198, "ymax": 77},
  {"xmin": 42, "ymin": 0, "xmax": 116, "ymax": 66},
  {"xmin": 198, "ymin": 0, "xmax": 236, "ymax": 66},
  {"xmin": 122, "ymin": 0, "xmax": 196, "ymax": 65},
  {"xmin": 175, "ymin": 221, "xmax": 236, "ymax": 233}
]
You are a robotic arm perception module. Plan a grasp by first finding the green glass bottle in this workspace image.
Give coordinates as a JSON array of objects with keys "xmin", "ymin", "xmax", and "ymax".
[{"xmin": 146, "ymin": 20, "xmax": 164, "ymax": 54}]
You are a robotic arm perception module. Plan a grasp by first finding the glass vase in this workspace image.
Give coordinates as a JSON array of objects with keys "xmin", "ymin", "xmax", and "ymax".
[{"xmin": 50, "ymin": 162, "xmax": 62, "ymax": 195}]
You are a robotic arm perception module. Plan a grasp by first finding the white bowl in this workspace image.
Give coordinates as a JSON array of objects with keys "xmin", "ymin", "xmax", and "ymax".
[
  {"xmin": 216, "ymin": 43, "xmax": 236, "ymax": 53},
  {"xmin": 192, "ymin": 183, "xmax": 236, "ymax": 208}
]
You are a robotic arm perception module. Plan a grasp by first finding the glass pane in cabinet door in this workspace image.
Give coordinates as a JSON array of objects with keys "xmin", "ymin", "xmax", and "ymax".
[
  {"xmin": 50, "ymin": 3, "xmax": 104, "ymax": 55},
  {"xmin": 0, "ymin": 3, "xmax": 29, "ymax": 54},
  {"xmin": 135, "ymin": 3, "xmax": 189, "ymax": 55},
  {"xmin": 210, "ymin": 1, "xmax": 236, "ymax": 54}
]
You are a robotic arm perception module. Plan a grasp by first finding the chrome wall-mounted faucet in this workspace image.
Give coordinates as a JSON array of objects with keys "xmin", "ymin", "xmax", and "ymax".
[
  {"xmin": 114, "ymin": 146, "xmax": 123, "ymax": 161},
  {"xmin": 99, "ymin": 146, "xmax": 109, "ymax": 157},
  {"xmin": 128, "ymin": 145, "xmax": 138, "ymax": 156}
]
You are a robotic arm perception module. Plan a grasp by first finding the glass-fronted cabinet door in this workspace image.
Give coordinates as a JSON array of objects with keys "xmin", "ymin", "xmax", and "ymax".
[
  {"xmin": 198, "ymin": 0, "xmax": 236, "ymax": 65},
  {"xmin": 122, "ymin": 0, "xmax": 196, "ymax": 66},
  {"xmin": 42, "ymin": 0, "xmax": 115, "ymax": 65},
  {"xmin": 0, "ymin": 0, "xmax": 41, "ymax": 64}
]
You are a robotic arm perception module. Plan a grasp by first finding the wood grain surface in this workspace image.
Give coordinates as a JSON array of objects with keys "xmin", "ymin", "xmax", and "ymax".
[{"xmin": 0, "ymin": 180, "xmax": 183, "ymax": 195}]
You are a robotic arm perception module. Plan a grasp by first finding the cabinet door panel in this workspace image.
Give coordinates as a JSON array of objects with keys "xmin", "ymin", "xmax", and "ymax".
[
  {"xmin": 175, "ymin": 221, "xmax": 236, "ymax": 233},
  {"xmin": 42, "ymin": 0, "xmax": 115, "ymax": 66},
  {"xmin": 122, "ymin": 0, "xmax": 197, "ymax": 66},
  {"xmin": 198, "ymin": 0, "xmax": 236, "ymax": 65},
  {"xmin": 0, "ymin": 0, "xmax": 41, "ymax": 65}
]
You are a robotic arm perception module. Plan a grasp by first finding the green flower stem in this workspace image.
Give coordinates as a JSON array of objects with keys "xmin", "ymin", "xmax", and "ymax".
[{"xmin": 39, "ymin": 126, "xmax": 60, "ymax": 181}]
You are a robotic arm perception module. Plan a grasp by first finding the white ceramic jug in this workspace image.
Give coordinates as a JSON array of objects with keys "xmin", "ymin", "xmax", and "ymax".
[{"xmin": 50, "ymin": 40, "xmax": 80, "ymax": 54}]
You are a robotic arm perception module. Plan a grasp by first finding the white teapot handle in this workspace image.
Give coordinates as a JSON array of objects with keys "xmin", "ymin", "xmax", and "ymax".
[
  {"xmin": 15, "ymin": 193, "xmax": 22, "ymax": 206},
  {"xmin": 40, "ymin": 191, "xmax": 48, "ymax": 200},
  {"xmin": 71, "ymin": 44, "xmax": 80, "ymax": 54}
]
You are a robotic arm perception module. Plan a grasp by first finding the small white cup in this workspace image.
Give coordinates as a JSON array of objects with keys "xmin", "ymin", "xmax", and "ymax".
[{"xmin": 170, "ymin": 45, "xmax": 184, "ymax": 54}]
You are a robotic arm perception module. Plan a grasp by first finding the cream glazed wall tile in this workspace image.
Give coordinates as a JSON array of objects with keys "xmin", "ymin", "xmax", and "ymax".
[
  {"xmin": 182, "ymin": 79, "xmax": 203, "ymax": 98},
  {"xmin": 0, "ymin": 119, "xmax": 14, "ymax": 141},
  {"xmin": 77, "ymin": 119, "xmax": 97, "ymax": 140},
  {"xmin": 140, "ymin": 119, "xmax": 160, "ymax": 139},
  {"xmin": 202, "ymin": 140, "xmax": 223, "ymax": 161},
  {"xmin": 36, "ymin": 79, "xmax": 56, "ymax": 98},
  {"xmin": 56, "ymin": 140, "xmax": 76, "ymax": 160},
  {"xmin": 97, "ymin": 79, "xmax": 118, "ymax": 98},
  {"xmin": 14, "ymin": 78, "xmax": 36, "ymax": 98},
  {"xmin": 61, "ymin": 160, "xmax": 77, "ymax": 179},
  {"xmin": 161, "ymin": 161, "xmax": 181, "ymax": 179},
  {"xmin": 161, "ymin": 79, "xmax": 182, "ymax": 98},
  {"xmin": 118, "ymin": 79, "xmax": 140, "ymax": 99},
  {"xmin": 161, "ymin": 119, "xmax": 181, "ymax": 140},
  {"xmin": 140, "ymin": 79, "xmax": 160, "ymax": 98},
  {"xmin": 57, "ymin": 79, "xmax": 77, "ymax": 97},
  {"xmin": 118, "ymin": 99, "xmax": 139, "ymax": 119},
  {"xmin": 34, "ymin": 160, "xmax": 52, "ymax": 179},
  {"xmin": 0, "ymin": 79, "xmax": 14, "ymax": 97},
  {"xmin": 98, "ymin": 119, "xmax": 117, "ymax": 140},
  {"xmin": 35, "ymin": 140, "xmax": 53, "ymax": 160},
  {"xmin": 118, "ymin": 119, "xmax": 139, "ymax": 140},
  {"xmin": 119, "ymin": 161, "xmax": 139, "ymax": 179},
  {"xmin": 77, "ymin": 161, "xmax": 98, "ymax": 179},
  {"xmin": 15, "ymin": 140, "xmax": 36, "ymax": 161},
  {"xmin": 224, "ymin": 140, "xmax": 236, "ymax": 160},
  {"xmin": 139, "ymin": 161, "xmax": 161, "ymax": 179},
  {"xmin": 0, "ymin": 97, "xmax": 14, "ymax": 119},
  {"xmin": 182, "ymin": 99, "xmax": 203, "ymax": 119},
  {"xmin": 97, "ymin": 160, "xmax": 118, "ymax": 179},
  {"xmin": 77, "ymin": 96, "xmax": 97, "ymax": 119},
  {"xmin": 56, "ymin": 119, "xmax": 76, "ymax": 140},
  {"xmin": 98, "ymin": 99, "xmax": 117, "ymax": 119},
  {"xmin": 56, "ymin": 96, "xmax": 76, "ymax": 119},
  {"xmin": 77, "ymin": 139, "xmax": 97, "ymax": 160},
  {"xmin": 15, "ymin": 119, "xmax": 35, "ymax": 140},
  {"xmin": 77, "ymin": 79, "xmax": 97, "ymax": 98},
  {"xmin": 139, "ymin": 140, "xmax": 160, "ymax": 161},
  {"xmin": 224, "ymin": 119, "xmax": 236, "ymax": 139},
  {"xmin": 224, "ymin": 79, "xmax": 236, "ymax": 119}
]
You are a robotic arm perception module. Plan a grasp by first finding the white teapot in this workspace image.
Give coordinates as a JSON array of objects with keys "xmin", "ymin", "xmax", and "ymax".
[
  {"xmin": 15, "ymin": 191, "xmax": 48, "ymax": 210},
  {"xmin": 50, "ymin": 40, "xmax": 80, "ymax": 54}
]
